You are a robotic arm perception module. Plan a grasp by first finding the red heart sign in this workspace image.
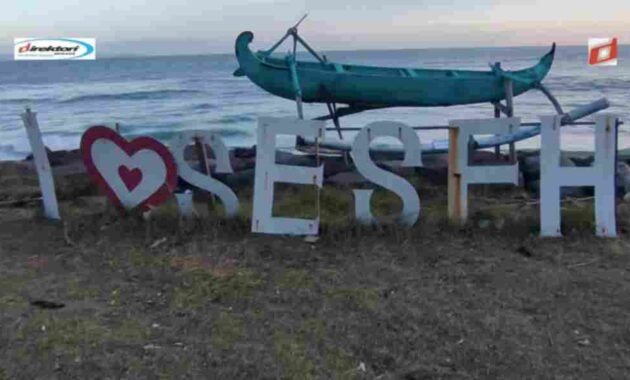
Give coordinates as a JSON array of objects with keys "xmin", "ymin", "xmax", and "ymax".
[
  {"xmin": 81, "ymin": 126, "xmax": 178, "ymax": 211},
  {"xmin": 118, "ymin": 166, "xmax": 143, "ymax": 191}
]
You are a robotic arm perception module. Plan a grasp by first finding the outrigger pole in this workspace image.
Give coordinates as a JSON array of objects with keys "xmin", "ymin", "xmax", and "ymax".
[{"xmin": 265, "ymin": 15, "xmax": 348, "ymax": 139}]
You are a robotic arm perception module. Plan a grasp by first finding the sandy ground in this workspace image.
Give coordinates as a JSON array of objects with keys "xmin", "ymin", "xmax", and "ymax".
[{"xmin": 1, "ymin": 179, "xmax": 630, "ymax": 379}]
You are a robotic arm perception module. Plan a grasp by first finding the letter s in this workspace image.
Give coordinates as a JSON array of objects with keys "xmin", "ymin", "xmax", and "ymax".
[{"xmin": 351, "ymin": 122, "xmax": 422, "ymax": 226}]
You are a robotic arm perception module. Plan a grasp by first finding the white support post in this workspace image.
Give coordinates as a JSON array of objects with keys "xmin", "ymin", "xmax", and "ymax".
[
  {"xmin": 540, "ymin": 114, "xmax": 617, "ymax": 237},
  {"xmin": 21, "ymin": 108, "xmax": 60, "ymax": 220},
  {"xmin": 252, "ymin": 117, "xmax": 325, "ymax": 235},
  {"xmin": 174, "ymin": 190, "xmax": 195, "ymax": 217}
]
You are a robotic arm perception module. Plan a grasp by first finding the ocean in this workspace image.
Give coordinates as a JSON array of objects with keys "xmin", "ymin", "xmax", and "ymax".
[{"xmin": 0, "ymin": 44, "xmax": 628, "ymax": 160}]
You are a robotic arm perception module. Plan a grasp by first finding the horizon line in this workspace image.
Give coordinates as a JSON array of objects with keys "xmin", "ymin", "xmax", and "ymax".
[{"xmin": 0, "ymin": 42, "xmax": 622, "ymax": 62}]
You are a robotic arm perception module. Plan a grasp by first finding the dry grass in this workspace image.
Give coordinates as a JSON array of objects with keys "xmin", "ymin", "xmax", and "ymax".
[{"xmin": 1, "ymin": 180, "xmax": 630, "ymax": 378}]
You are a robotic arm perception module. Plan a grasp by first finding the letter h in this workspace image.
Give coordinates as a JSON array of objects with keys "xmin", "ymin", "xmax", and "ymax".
[{"xmin": 540, "ymin": 114, "xmax": 617, "ymax": 237}]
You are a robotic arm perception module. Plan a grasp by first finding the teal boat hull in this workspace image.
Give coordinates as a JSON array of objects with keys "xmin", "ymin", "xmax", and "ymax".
[{"xmin": 234, "ymin": 31, "xmax": 555, "ymax": 108}]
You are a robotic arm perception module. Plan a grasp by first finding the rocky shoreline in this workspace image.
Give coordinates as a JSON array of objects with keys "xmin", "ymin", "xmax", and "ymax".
[{"xmin": 2, "ymin": 145, "xmax": 630, "ymax": 205}]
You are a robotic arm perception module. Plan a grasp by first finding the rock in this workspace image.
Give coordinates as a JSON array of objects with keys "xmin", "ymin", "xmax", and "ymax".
[
  {"xmin": 520, "ymin": 152, "xmax": 593, "ymax": 198},
  {"xmin": 526, "ymin": 179, "xmax": 590, "ymax": 198},
  {"xmin": 275, "ymin": 151, "xmax": 316, "ymax": 166},
  {"xmin": 183, "ymin": 144, "xmax": 216, "ymax": 161},
  {"xmin": 477, "ymin": 219, "xmax": 491, "ymax": 229},
  {"xmin": 25, "ymin": 147, "xmax": 82, "ymax": 167},
  {"xmin": 520, "ymin": 152, "xmax": 577, "ymax": 181},
  {"xmin": 419, "ymin": 154, "xmax": 449, "ymax": 185},
  {"xmin": 618, "ymin": 148, "xmax": 630, "ymax": 163},
  {"xmin": 493, "ymin": 218, "xmax": 506, "ymax": 230},
  {"xmin": 616, "ymin": 162, "xmax": 630, "ymax": 195},
  {"xmin": 378, "ymin": 160, "xmax": 416, "ymax": 177},
  {"xmin": 233, "ymin": 146, "xmax": 256, "ymax": 158},
  {"xmin": 624, "ymin": 193, "xmax": 630, "ymax": 203},
  {"xmin": 570, "ymin": 153, "xmax": 594, "ymax": 167},
  {"xmin": 325, "ymin": 171, "xmax": 367, "ymax": 186},
  {"xmin": 231, "ymin": 156, "xmax": 255, "ymax": 172},
  {"xmin": 322, "ymin": 156, "xmax": 351, "ymax": 178},
  {"xmin": 219, "ymin": 168, "xmax": 255, "ymax": 188},
  {"xmin": 303, "ymin": 236, "xmax": 319, "ymax": 244},
  {"xmin": 470, "ymin": 150, "xmax": 511, "ymax": 164}
]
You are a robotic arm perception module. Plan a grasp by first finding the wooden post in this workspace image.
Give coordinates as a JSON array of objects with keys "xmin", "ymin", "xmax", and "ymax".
[
  {"xmin": 447, "ymin": 127, "xmax": 462, "ymax": 222},
  {"xmin": 287, "ymin": 55, "xmax": 304, "ymax": 119},
  {"xmin": 21, "ymin": 108, "xmax": 61, "ymax": 220},
  {"xmin": 193, "ymin": 137, "xmax": 215, "ymax": 213},
  {"xmin": 493, "ymin": 104, "xmax": 501, "ymax": 158},
  {"xmin": 504, "ymin": 79, "xmax": 516, "ymax": 163}
]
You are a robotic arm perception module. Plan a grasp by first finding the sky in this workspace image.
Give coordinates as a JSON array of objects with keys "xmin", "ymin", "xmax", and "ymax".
[{"xmin": 1, "ymin": 0, "xmax": 629, "ymax": 56}]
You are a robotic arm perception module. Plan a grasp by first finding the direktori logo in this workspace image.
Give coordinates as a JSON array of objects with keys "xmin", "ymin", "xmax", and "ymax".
[
  {"xmin": 18, "ymin": 43, "xmax": 79, "ymax": 54},
  {"xmin": 14, "ymin": 38, "xmax": 96, "ymax": 60}
]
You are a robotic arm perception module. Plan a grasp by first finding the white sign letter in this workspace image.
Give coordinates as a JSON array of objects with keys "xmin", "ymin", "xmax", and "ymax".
[
  {"xmin": 252, "ymin": 117, "xmax": 325, "ymax": 235},
  {"xmin": 448, "ymin": 118, "xmax": 520, "ymax": 222},
  {"xmin": 21, "ymin": 108, "xmax": 60, "ymax": 220},
  {"xmin": 540, "ymin": 114, "xmax": 617, "ymax": 237},
  {"xmin": 169, "ymin": 131, "xmax": 239, "ymax": 217},
  {"xmin": 351, "ymin": 121, "xmax": 422, "ymax": 225}
]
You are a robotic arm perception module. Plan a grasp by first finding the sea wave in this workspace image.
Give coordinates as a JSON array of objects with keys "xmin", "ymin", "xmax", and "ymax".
[
  {"xmin": 60, "ymin": 89, "xmax": 205, "ymax": 104},
  {"xmin": 190, "ymin": 103, "xmax": 217, "ymax": 111},
  {"xmin": 0, "ymin": 97, "xmax": 55, "ymax": 104},
  {"xmin": 122, "ymin": 127, "xmax": 251, "ymax": 143},
  {"xmin": 207, "ymin": 114, "xmax": 256, "ymax": 124}
]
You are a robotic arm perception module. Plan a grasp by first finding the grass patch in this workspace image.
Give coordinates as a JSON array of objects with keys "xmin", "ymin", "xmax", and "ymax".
[
  {"xmin": 0, "ymin": 293, "xmax": 28, "ymax": 309},
  {"xmin": 212, "ymin": 312, "xmax": 245, "ymax": 350},
  {"xmin": 325, "ymin": 347, "xmax": 358, "ymax": 380},
  {"xmin": 0, "ymin": 274, "xmax": 30, "ymax": 294},
  {"xmin": 273, "ymin": 331, "xmax": 315, "ymax": 380},
  {"xmin": 300, "ymin": 318, "xmax": 327, "ymax": 341},
  {"xmin": 128, "ymin": 248, "xmax": 170, "ymax": 269},
  {"xmin": 324, "ymin": 287, "xmax": 379, "ymax": 310},
  {"xmin": 112, "ymin": 319, "xmax": 149, "ymax": 341},
  {"xmin": 171, "ymin": 268, "xmax": 262, "ymax": 309},
  {"xmin": 276, "ymin": 268, "xmax": 315, "ymax": 290},
  {"xmin": 562, "ymin": 202, "xmax": 595, "ymax": 232},
  {"xmin": 66, "ymin": 277, "xmax": 100, "ymax": 300},
  {"xmin": 17, "ymin": 312, "xmax": 107, "ymax": 359}
]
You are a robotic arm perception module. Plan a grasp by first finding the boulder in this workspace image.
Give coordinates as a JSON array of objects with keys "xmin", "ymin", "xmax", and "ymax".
[
  {"xmin": 322, "ymin": 156, "xmax": 352, "ymax": 178},
  {"xmin": 618, "ymin": 148, "xmax": 630, "ymax": 163},
  {"xmin": 25, "ymin": 147, "xmax": 82, "ymax": 167},
  {"xmin": 325, "ymin": 171, "xmax": 367, "ymax": 187},
  {"xmin": 616, "ymin": 161, "xmax": 630, "ymax": 195},
  {"xmin": 378, "ymin": 160, "xmax": 416, "ymax": 177},
  {"xmin": 219, "ymin": 169, "xmax": 255, "ymax": 189},
  {"xmin": 418, "ymin": 154, "xmax": 449, "ymax": 185},
  {"xmin": 520, "ymin": 153, "xmax": 592, "ymax": 198}
]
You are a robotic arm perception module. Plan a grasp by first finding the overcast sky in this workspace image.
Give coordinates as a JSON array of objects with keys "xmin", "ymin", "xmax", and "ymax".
[{"xmin": 2, "ymin": 0, "xmax": 629, "ymax": 56}]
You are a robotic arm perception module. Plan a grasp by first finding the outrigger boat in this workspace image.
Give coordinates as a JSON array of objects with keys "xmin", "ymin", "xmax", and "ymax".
[
  {"xmin": 233, "ymin": 16, "xmax": 611, "ymax": 154},
  {"xmin": 234, "ymin": 31, "xmax": 555, "ymax": 109}
]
